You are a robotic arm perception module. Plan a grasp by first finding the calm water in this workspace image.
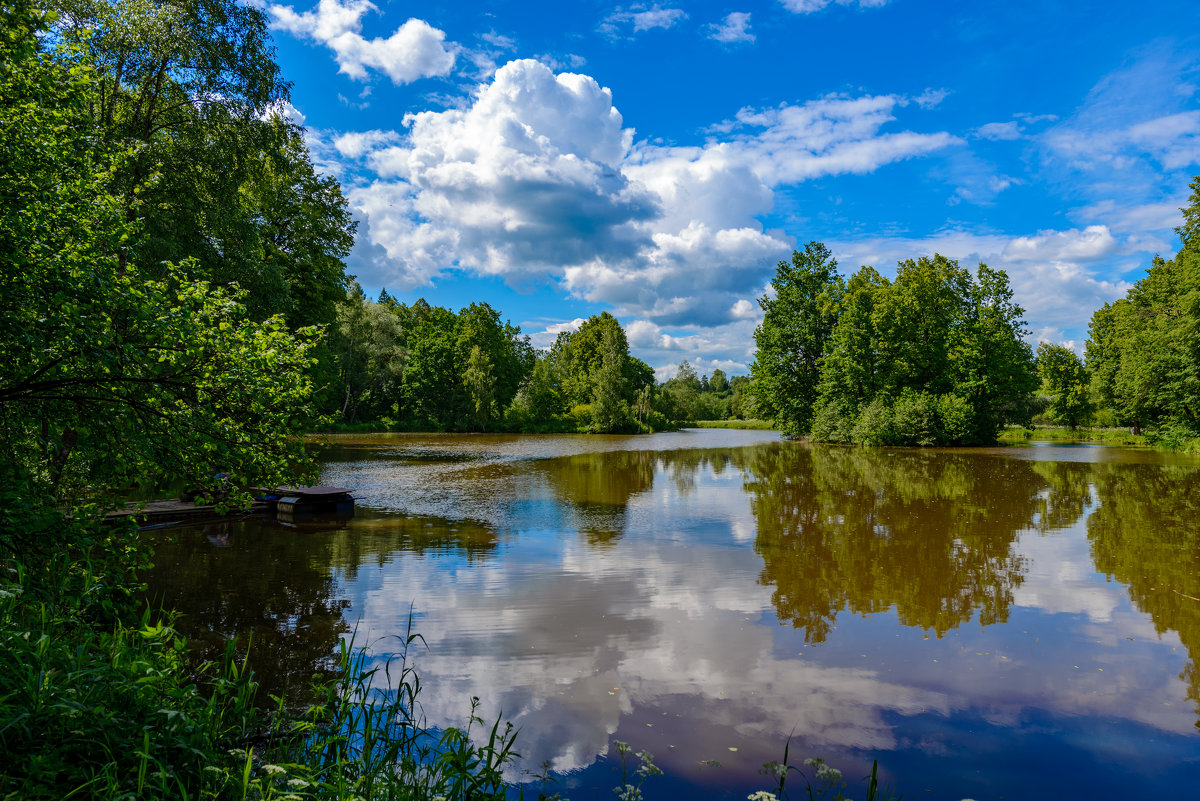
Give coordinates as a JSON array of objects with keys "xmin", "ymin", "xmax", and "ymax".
[{"xmin": 143, "ymin": 431, "xmax": 1200, "ymax": 799}]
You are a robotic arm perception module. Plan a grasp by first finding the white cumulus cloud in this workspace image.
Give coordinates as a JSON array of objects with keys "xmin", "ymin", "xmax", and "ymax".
[
  {"xmin": 332, "ymin": 61, "xmax": 955, "ymax": 329},
  {"xmin": 268, "ymin": 0, "xmax": 456, "ymax": 84},
  {"xmin": 1003, "ymin": 225, "xmax": 1119, "ymax": 263}
]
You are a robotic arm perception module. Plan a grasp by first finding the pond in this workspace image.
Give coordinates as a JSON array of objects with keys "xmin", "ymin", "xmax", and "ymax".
[{"xmin": 143, "ymin": 430, "xmax": 1200, "ymax": 799}]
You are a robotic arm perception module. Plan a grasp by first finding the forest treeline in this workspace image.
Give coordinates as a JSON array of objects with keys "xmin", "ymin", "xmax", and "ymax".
[
  {"xmin": 332, "ymin": 288, "xmax": 752, "ymax": 432},
  {"xmin": 748, "ymin": 177, "xmax": 1200, "ymax": 448}
]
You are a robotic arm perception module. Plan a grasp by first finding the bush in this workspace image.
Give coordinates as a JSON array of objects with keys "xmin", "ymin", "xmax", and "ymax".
[
  {"xmin": 937, "ymin": 393, "xmax": 974, "ymax": 444},
  {"xmin": 851, "ymin": 398, "xmax": 896, "ymax": 446},
  {"xmin": 811, "ymin": 398, "xmax": 858, "ymax": 443},
  {"xmin": 569, "ymin": 404, "xmax": 593, "ymax": 431}
]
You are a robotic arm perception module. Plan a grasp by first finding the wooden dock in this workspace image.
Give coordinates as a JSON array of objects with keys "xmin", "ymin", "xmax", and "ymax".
[
  {"xmin": 109, "ymin": 485, "xmax": 354, "ymax": 529},
  {"xmin": 107, "ymin": 498, "xmax": 272, "ymax": 528}
]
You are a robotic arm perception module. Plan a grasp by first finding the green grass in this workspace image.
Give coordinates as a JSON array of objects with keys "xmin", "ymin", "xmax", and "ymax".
[
  {"xmin": 692, "ymin": 419, "xmax": 777, "ymax": 430},
  {"xmin": 997, "ymin": 424, "xmax": 1148, "ymax": 447}
]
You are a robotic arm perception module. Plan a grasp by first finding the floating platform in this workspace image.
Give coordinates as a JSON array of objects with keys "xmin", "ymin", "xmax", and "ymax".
[{"xmin": 256, "ymin": 485, "xmax": 355, "ymax": 522}]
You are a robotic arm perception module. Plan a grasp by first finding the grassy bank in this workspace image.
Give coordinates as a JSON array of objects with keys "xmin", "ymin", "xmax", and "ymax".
[
  {"xmin": 998, "ymin": 424, "xmax": 1148, "ymax": 447},
  {"xmin": 689, "ymin": 419, "xmax": 778, "ymax": 430}
]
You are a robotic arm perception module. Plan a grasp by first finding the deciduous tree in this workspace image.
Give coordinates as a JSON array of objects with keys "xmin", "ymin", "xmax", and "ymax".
[{"xmin": 750, "ymin": 243, "xmax": 843, "ymax": 436}]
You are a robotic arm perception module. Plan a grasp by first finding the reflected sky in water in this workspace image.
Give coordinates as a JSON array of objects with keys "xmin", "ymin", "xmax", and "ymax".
[{"xmin": 144, "ymin": 432, "xmax": 1200, "ymax": 799}]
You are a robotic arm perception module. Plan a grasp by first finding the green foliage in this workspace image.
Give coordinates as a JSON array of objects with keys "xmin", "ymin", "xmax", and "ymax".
[
  {"xmin": 751, "ymin": 243, "xmax": 844, "ymax": 436},
  {"xmin": 799, "ymin": 253, "xmax": 1037, "ymax": 446},
  {"xmin": 332, "ymin": 283, "xmax": 407, "ymax": 423},
  {"xmin": 1085, "ymin": 179, "xmax": 1200, "ymax": 437},
  {"xmin": 1036, "ymin": 342, "xmax": 1092, "ymax": 428},
  {"xmin": 590, "ymin": 329, "xmax": 636, "ymax": 433},
  {"xmin": 47, "ymin": 0, "xmax": 355, "ymax": 327},
  {"xmin": 505, "ymin": 358, "xmax": 566, "ymax": 431},
  {"xmin": 0, "ymin": 3, "xmax": 319, "ymax": 505},
  {"xmin": 403, "ymin": 304, "xmax": 465, "ymax": 428},
  {"xmin": 464, "ymin": 344, "xmax": 498, "ymax": 430},
  {"xmin": 1178, "ymin": 175, "xmax": 1200, "ymax": 250}
]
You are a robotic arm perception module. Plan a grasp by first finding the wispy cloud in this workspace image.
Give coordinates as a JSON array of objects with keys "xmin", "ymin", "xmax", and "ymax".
[
  {"xmin": 708, "ymin": 12, "xmax": 755, "ymax": 44},
  {"xmin": 779, "ymin": 0, "xmax": 891, "ymax": 14},
  {"xmin": 600, "ymin": 4, "xmax": 687, "ymax": 36},
  {"xmin": 975, "ymin": 121, "xmax": 1022, "ymax": 141}
]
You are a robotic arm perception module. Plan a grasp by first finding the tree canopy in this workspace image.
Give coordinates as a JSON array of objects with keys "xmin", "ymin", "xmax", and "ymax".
[
  {"xmin": 750, "ymin": 242, "xmax": 843, "ymax": 436},
  {"xmin": 1085, "ymin": 177, "xmax": 1200, "ymax": 438},
  {"xmin": 0, "ymin": 3, "xmax": 319, "ymax": 511},
  {"xmin": 752, "ymin": 247, "xmax": 1037, "ymax": 445}
]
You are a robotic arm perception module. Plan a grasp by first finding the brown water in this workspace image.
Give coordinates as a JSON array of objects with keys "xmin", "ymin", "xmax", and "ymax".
[{"xmin": 143, "ymin": 431, "xmax": 1200, "ymax": 799}]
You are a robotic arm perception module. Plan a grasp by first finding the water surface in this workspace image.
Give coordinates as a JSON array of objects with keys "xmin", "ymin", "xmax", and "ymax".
[{"xmin": 144, "ymin": 431, "xmax": 1200, "ymax": 799}]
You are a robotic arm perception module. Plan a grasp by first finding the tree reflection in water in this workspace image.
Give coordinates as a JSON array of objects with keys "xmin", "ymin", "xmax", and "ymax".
[
  {"xmin": 143, "ymin": 514, "xmax": 501, "ymax": 704},
  {"xmin": 744, "ymin": 444, "xmax": 1051, "ymax": 642},
  {"xmin": 1086, "ymin": 462, "xmax": 1200, "ymax": 726},
  {"xmin": 535, "ymin": 450, "xmax": 657, "ymax": 546},
  {"xmin": 144, "ymin": 520, "xmax": 353, "ymax": 703}
]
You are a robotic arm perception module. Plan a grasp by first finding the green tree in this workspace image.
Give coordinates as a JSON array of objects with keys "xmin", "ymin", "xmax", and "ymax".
[
  {"xmin": 804, "ymin": 254, "xmax": 1035, "ymax": 446},
  {"xmin": 750, "ymin": 242, "xmax": 844, "ymax": 436},
  {"xmin": 1036, "ymin": 342, "xmax": 1092, "ymax": 429},
  {"xmin": 505, "ymin": 355, "xmax": 564, "ymax": 429},
  {"xmin": 332, "ymin": 284, "xmax": 407, "ymax": 423},
  {"xmin": 457, "ymin": 302, "xmax": 533, "ymax": 416},
  {"xmin": 590, "ymin": 329, "xmax": 634, "ymax": 433},
  {"xmin": 464, "ymin": 344, "xmax": 498, "ymax": 430},
  {"xmin": 558, "ymin": 312, "xmax": 631, "ymax": 406},
  {"xmin": 1085, "ymin": 194, "xmax": 1200, "ymax": 436},
  {"xmin": 240, "ymin": 120, "xmax": 356, "ymax": 328},
  {"xmin": 403, "ymin": 305, "xmax": 463, "ymax": 428},
  {"xmin": 49, "ymin": 0, "xmax": 353, "ymax": 326},
  {"xmin": 709, "ymin": 368, "xmax": 729, "ymax": 394},
  {"xmin": 1179, "ymin": 175, "xmax": 1200, "ymax": 250},
  {"xmin": 0, "ymin": 5, "xmax": 319, "ymax": 507},
  {"xmin": 811, "ymin": 266, "xmax": 889, "ymax": 442},
  {"xmin": 661, "ymin": 360, "xmax": 701, "ymax": 421}
]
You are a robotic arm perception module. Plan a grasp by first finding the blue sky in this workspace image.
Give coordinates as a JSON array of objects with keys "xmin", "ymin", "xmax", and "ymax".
[{"xmin": 260, "ymin": 0, "xmax": 1200, "ymax": 378}]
